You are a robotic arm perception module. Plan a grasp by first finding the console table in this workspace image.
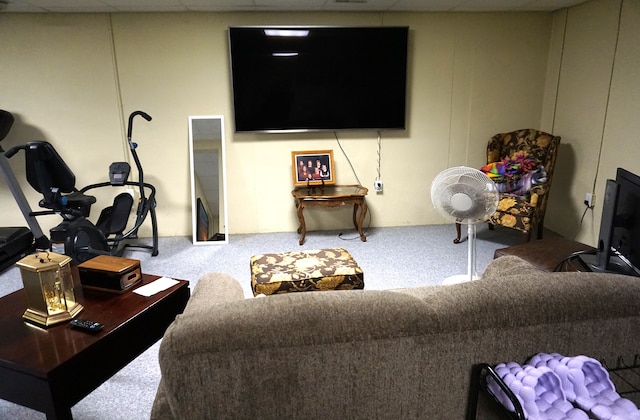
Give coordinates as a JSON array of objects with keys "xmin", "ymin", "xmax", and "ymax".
[
  {"xmin": 0, "ymin": 272, "xmax": 190, "ymax": 419},
  {"xmin": 493, "ymin": 236, "xmax": 596, "ymax": 272},
  {"xmin": 292, "ymin": 184, "xmax": 368, "ymax": 245}
]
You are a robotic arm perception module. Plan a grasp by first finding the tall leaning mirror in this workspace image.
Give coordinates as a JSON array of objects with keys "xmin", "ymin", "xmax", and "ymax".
[{"xmin": 189, "ymin": 116, "xmax": 228, "ymax": 245}]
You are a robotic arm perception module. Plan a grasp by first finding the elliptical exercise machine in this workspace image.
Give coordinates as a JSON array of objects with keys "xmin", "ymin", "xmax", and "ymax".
[{"xmin": 3, "ymin": 110, "xmax": 159, "ymax": 264}]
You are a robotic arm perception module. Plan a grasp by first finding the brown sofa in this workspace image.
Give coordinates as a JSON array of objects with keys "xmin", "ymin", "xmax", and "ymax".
[{"xmin": 151, "ymin": 255, "xmax": 640, "ymax": 419}]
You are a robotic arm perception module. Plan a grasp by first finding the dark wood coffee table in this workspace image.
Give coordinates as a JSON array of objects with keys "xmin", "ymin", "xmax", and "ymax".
[{"xmin": 0, "ymin": 272, "xmax": 190, "ymax": 419}]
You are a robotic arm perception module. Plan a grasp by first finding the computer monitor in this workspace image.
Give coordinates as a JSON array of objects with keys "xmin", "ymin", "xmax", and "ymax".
[{"xmin": 579, "ymin": 168, "xmax": 640, "ymax": 277}]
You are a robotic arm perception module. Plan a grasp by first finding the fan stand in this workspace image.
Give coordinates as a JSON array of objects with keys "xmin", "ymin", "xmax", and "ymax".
[
  {"xmin": 430, "ymin": 166, "xmax": 498, "ymax": 286},
  {"xmin": 443, "ymin": 223, "xmax": 479, "ymax": 285}
]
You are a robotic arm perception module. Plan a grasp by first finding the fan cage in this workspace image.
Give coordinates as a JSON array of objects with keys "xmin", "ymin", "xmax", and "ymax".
[{"xmin": 431, "ymin": 166, "xmax": 498, "ymax": 224}]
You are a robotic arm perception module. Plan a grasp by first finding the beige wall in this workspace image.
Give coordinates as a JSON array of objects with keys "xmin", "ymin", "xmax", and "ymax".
[
  {"xmin": 543, "ymin": 0, "xmax": 640, "ymax": 245},
  {"xmin": 0, "ymin": 9, "xmax": 573, "ymax": 239}
]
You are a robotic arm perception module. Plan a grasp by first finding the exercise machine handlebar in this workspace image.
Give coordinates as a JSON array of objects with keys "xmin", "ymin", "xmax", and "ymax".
[
  {"xmin": 125, "ymin": 111, "xmax": 152, "ymax": 201},
  {"xmin": 127, "ymin": 110, "xmax": 152, "ymax": 141},
  {"xmin": 4, "ymin": 144, "xmax": 24, "ymax": 159}
]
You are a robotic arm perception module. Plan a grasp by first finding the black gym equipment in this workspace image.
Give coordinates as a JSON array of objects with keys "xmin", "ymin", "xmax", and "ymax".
[
  {"xmin": 0, "ymin": 110, "xmax": 50, "ymax": 272},
  {"xmin": 1, "ymin": 109, "xmax": 159, "ymax": 265}
]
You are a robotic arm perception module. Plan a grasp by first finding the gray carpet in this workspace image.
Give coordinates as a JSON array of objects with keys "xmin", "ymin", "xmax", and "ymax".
[{"xmin": 0, "ymin": 224, "xmax": 523, "ymax": 419}]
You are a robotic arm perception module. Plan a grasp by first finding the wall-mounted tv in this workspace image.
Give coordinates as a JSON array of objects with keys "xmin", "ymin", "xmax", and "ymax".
[{"xmin": 228, "ymin": 26, "xmax": 409, "ymax": 133}]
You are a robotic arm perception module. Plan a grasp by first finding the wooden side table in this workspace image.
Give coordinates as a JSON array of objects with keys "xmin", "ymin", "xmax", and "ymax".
[
  {"xmin": 493, "ymin": 236, "xmax": 595, "ymax": 272},
  {"xmin": 292, "ymin": 184, "xmax": 368, "ymax": 245}
]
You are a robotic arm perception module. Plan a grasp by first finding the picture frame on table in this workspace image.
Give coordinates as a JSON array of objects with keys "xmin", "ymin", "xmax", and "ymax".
[{"xmin": 291, "ymin": 150, "xmax": 335, "ymax": 186}]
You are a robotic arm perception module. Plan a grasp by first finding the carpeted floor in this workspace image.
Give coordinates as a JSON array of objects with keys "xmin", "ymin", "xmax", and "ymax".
[{"xmin": 0, "ymin": 223, "xmax": 525, "ymax": 419}]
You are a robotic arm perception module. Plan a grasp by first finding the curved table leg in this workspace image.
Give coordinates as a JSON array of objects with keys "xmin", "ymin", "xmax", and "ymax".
[
  {"xmin": 353, "ymin": 200, "xmax": 367, "ymax": 242},
  {"xmin": 352, "ymin": 203, "xmax": 358, "ymax": 230},
  {"xmin": 454, "ymin": 222, "xmax": 462, "ymax": 244},
  {"xmin": 296, "ymin": 200, "xmax": 306, "ymax": 245}
]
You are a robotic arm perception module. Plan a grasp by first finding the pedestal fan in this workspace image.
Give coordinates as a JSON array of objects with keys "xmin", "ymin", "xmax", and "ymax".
[{"xmin": 431, "ymin": 166, "xmax": 499, "ymax": 284}]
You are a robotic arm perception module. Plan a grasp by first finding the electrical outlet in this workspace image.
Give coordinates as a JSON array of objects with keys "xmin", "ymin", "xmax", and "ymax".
[
  {"xmin": 374, "ymin": 179, "xmax": 383, "ymax": 193},
  {"xmin": 584, "ymin": 192, "xmax": 595, "ymax": 208}
]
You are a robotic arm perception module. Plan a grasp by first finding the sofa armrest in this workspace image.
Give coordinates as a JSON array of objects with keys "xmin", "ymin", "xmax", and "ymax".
[
  {"xmin": 151, "ymin": 273, "xmax": 245, "ymax": 420},
  {"xmin": 181, "ymin": 272, "xmax": 245, "ymax": 316},
  {"xmin": 481, "ymin": 255, "xmax": 542, "ymax": 280}
]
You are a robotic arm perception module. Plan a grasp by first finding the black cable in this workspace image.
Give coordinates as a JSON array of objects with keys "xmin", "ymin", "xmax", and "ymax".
[
  {"xmin": 332, "ymin": 130, "xmax": 376, "ymax": 240},
  {"xmin": 572, "ymin": 204, "xmax": 591, "ymax": 241},
  {"xmin": 376, "ymin": 131, "xmax": 381, "ymax": 180},
  {"xmin": 338, "ymin": 204, "xmax": 373, "ymax": 241},
  {"xmin": 553, "ymin": 248, "xmax": 596, "ymax": 272},
  {"xmin": 333, "ymin": 131, "xmax": 362, "ymax": 185}
]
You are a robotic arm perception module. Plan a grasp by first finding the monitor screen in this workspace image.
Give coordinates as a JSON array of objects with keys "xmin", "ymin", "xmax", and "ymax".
[
  {"xmin": 228, "ymin": 26, "xmax": 409, "ymax": 133},
  {"xmin": 580, "ymin": 167, "xmax": 640, "ymax": 276},
  {"xmin": 610, "ymin": 168, "xmax": 640, "ymax": 275}
]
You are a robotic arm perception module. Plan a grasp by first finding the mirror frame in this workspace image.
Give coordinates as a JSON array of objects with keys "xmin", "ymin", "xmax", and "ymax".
[{"xmin": 188, "ymin": 115, "xmax": 229, "ymax": 245}]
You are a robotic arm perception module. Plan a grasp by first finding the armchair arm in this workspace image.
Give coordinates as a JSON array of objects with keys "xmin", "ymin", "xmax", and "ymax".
[
  {"xmin": 528, "ymin": 183, "xmax": 550, "ymax": 207},
  {"xmin": 487, "ymin": 135, "xmax": 503, "ymax": 163}
]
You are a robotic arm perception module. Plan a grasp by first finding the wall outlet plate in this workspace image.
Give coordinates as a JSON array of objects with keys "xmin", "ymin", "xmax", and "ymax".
[
  {"xmin": 374, "ymin": 179, "xmax": 383, "ymax": 192},
  {"xmin": 585, "ymin": 192, "xmax": 595, "ymax": 208}
]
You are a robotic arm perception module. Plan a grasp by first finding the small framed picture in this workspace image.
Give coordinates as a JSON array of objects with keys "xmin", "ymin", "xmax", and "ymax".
[{"xmin": 291, "ymin": 150, "xmax": 335, "ymax": 186}]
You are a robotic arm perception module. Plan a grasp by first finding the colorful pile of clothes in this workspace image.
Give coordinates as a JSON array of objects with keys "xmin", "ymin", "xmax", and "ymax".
[{"xmin": 480, "ymin": 153, "xmax": 547, "ymax": 196}]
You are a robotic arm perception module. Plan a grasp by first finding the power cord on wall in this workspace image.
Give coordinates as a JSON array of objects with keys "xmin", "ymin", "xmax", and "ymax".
[
  {"xmin": 572, "ymin": 205, "xmax": 591, "ymax": 240},
  {"xmin": 333, "ymin": 131, "xmax": 362, "ymax": 185},
  {"xmin": 376, "ymin": 131, "xmax": 382, "ymax": 180},
  {"xmin": 333, "ymin": 131, "xmax": 374, "ymax": 240}
]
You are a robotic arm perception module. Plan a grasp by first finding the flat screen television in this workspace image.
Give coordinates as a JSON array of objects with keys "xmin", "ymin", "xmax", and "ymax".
[
  {"xmin": 578, "ymin": 167, "xmax": 640, "ymax": 277},
  {"xmin": 228, "ymin": 26, "xmax": 409, "ymax": 133}
]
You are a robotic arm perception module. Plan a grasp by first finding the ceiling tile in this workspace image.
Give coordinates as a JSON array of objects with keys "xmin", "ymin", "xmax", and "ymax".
[
  {"xmin": 323, "ymin": 0, "xmax": 398, "ymax": 11},
  {"xmin": 0, "ymin": 0, "xmax": 589, "ymax": 13},
  {"xmin": 105, "ymin": 0, "xmax": 183, "ymax": 7},
  {"xmin": 390, "ymin": 0, "xmax": 467, "ymax": 12},
  {"xmin": 450, "ymin": 0, "xmax": 534, "ymax": 11},
  {"xmin": 520, "ymin": 0, "xmax": 587, "ymax": 10},
  {"xmin": 180, "ymin": 0, "xmax": 255, "ymax": 12}
]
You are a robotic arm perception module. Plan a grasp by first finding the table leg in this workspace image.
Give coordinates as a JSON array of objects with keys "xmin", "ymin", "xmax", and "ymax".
[
  {"xmin": 47, "ymin": 407, "xmax": 73, "ymax": 420},
  {"xmin": 454, "ymin": 222, "xmax": 462, "ymax": 244},
  {"xmin": 295, "ymin": 200, "xmax": 302, "ymax": 234},
  {"xmin": 353, "ymin": 200, "xmax": 367, "ymax": 242},
  {"xmin": 296, "ymin": 201, "xmax": 307, "ymax": 245}
]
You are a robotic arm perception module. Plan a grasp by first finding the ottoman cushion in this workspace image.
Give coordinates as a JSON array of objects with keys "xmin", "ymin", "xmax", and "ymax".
[{"xmin": 250, "ymin": 248, "xmax": 364, "ymax": 296}]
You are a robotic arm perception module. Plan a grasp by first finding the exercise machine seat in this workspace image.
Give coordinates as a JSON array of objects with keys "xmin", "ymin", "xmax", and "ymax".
[
  {"xmin": 0, "ymin": 110, "xmax": 14, "ymax": 141},
  {"xmin": 96, "ymin": 192, "xmax": 134, "ymax": 236},
  {"xmin": 23, "ymin": 141, "xmax": 96, "ymax": 216}
]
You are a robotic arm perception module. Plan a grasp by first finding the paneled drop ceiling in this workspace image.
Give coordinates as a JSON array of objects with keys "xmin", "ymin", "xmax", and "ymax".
[{"xmin": 0, "ymin": 0, "xmax": 588, "ymax": 13}]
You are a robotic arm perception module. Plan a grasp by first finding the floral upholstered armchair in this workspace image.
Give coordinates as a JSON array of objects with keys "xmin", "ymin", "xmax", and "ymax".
[{"xmin": 454, "ymin": 129, "xmax": 561, "ymax": 243}]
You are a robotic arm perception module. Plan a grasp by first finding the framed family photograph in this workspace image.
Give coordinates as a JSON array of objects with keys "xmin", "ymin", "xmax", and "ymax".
[{"xmin": 292, "ymin": 150, "xmax": 335, "ymax": 186}]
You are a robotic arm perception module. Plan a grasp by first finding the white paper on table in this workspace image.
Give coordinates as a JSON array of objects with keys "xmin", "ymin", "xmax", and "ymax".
[{"xmin": 133, "ymin": 277, "xmax": 179, "ymax": 297}]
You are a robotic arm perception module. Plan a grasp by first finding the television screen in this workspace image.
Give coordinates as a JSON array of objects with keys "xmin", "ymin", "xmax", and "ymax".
[
  {"xmin": 228, "ymin": 26, "xmax": 409, "ymax": 133},
  {"xmin": 609, "ymin": 168, "xmax": 640, "ymax": 275},
  {"xmin": 578, "ymin": 167, "xmax": 640, "ymax": 277}
]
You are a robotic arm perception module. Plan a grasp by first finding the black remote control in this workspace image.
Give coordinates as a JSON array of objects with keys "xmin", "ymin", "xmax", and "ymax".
[{"xmin": 69, "ymin": 319, "xmax": 104, "ymax": 333}]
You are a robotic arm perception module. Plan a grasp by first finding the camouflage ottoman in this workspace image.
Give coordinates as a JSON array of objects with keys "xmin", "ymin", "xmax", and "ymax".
[{"xmin": 250, "ymin": 248, "xmax": 364, "ymax": 296}]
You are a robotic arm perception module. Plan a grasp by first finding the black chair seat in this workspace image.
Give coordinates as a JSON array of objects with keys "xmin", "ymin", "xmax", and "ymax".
[
  {"xmin": 39, "ymin": 190, "xmax": 96, "ymax": 217},
  {"xmin": 63, "ymin": 191, "xmax": 96, "ymax": 207}
]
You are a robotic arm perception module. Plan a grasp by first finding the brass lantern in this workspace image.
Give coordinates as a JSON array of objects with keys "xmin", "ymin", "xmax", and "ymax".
[{"xmin": 16, "ymin": 252, "xmax": 83, "ymax": 327}]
